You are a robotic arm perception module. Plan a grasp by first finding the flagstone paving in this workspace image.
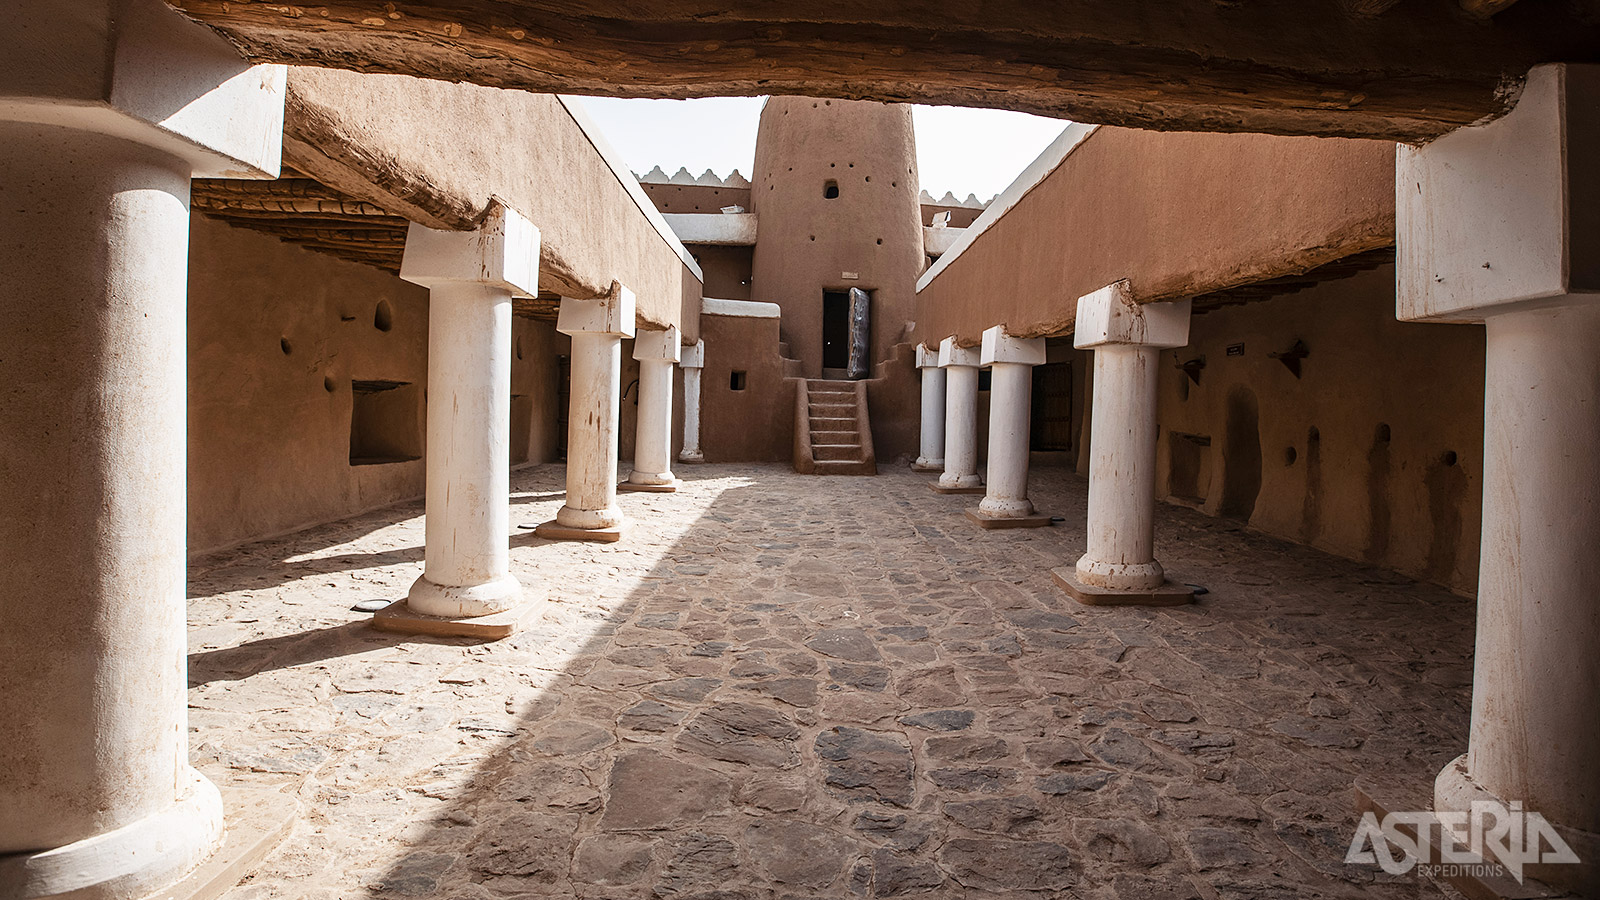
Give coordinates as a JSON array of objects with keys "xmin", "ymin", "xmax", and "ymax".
[{"xmin": 190, "ymin": 463, "xmax": 1475, "ymax": 900}]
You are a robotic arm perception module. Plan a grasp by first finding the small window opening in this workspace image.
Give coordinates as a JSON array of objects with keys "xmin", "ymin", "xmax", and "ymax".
[
  {"xmin": 349, "ymin": 380, "xmax": 422, "ymax": 465},
  {"xmin": 374, "ymin": 299, "xmax": 393, "ymax": 332},
  {"xmin": 730, "ymin": 371, "xmax": 747, "ymax": 391},
  {"xmin": 824, "ymin": 181, "xmax": 840, "ymax": 199},
  {"xmin": 279, "ymin": 337, "xmax": 293, "ymax": 355}
]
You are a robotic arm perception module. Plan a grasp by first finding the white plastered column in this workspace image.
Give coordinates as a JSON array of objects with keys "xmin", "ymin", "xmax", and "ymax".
[
  {"xmin": 933, "ymin": 338, "xmax": 984, "ymax": 493},
  {"xmin": 538, "ymin": 286, "xmax": 636, "ymax": 541},
  {"xmin": 374, "ymin": 202, "xmax": 539, "ymax": 637},
  {"xmin": 0, "ymin": 1, "xmax": 285, "ymax": 896},
  {"xmin": 1397, "ymin": 63, "xmax": 1600, "ymax": 895},
  {"xmin": 912, "ymin": 343, "xmax": 947, "ymax": 472},
  {"xmin": 1054, "ymin": 282, "xmax": 1195, "ymax": 605},
  {"xmin": 625, "ymin": 326, "xmax": 682, "ymax": 490},
  {"xmin": 679, "ymin": 339, "xmax": 706, "ymax": 463},
  {"xmin": 969, "ymin": 326, "xmax": 1049, "ymax": 527}
]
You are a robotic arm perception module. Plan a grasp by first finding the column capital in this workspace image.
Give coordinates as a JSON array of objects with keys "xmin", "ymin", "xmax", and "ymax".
[
  {"xmin": 938, "ymin": 336, "xmax": 981, "ymax": 368},
  {"xmin": 558, "ymin": 282, "xmax": 637, "ymax": 337},
  {"xmin": 400, "ymin": 200, "xmax": 541, "ymax": 297},
  {"xmin": 1073, "ymin": 281, "xmax": 1191, "ymax": 350},
  {"xmin": 1, "ymin": 0, "xmax": 285, "ymax": 179},
  {"xmin": 680, "ymin": 339, "xmax": 706, "ymax": 369},
  {"xmin": 634, "ymin": 325, "xmax": 682, "ymax": 363},
  {"xmin": 1397, "ymin": 64, "xmax": 1600, "ymax": 323},
  {"xmin": 981, "ymin": 326, "xmax": 1046, "ymax": 366},
  {"xmin": 915, "ymin": 342, "xmax": 942, "ymax": 368}
]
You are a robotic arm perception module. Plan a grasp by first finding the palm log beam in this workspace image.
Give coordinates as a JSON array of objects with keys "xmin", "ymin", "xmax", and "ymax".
[{"xmin": 167, "ymin": 0, "xmax": 1600, "ymax": 141}]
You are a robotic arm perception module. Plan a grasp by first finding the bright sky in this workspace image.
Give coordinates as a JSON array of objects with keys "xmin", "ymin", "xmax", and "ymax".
[{"xmin": 574, "ymin": 96, "xmax": 1068, "ymax": 202}]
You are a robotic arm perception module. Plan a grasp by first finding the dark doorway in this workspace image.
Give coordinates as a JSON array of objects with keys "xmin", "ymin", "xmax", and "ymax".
[
  {"xmin": 1219, "ymin": 387, "xmax": 1262, "ymax": 521},
  {"xmin": 1030, "ymin": 362, "xmax": 1073, "ymax": 450},
  {"xmin": 822, "ymin": 290, "xmax": 850, "ymax": 370},
  {"xmin": 1169, "ymin": 432, "xmax": 1212, "ymax": 504},
  {"xmin": 556, "ymin": 355, "xmax": 570, "ymax": 460},
  {"xmin": 510, "ymin": 394, "xmax": 532, "ymax": 465}
]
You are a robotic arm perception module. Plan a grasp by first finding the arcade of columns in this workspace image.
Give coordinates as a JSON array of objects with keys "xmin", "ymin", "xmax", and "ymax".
[{"xmin": 0, "ymin": 0, "xmax": 1595, "ymax": 893}]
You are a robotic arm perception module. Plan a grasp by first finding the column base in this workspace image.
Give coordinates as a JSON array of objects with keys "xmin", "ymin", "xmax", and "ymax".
[
  {"xmin": 965, "ymin": 507, "xmax": 1052, "ymax": 529},
  {"xmin": 678, "ymin": 451, "xmax": 705, "ymax": 465},
  {"xmin": 404, "ymin": 572, "xmax": 523, "ymax": 618},
  {"xmin": 936, "ymin": 471, "xmax": 984, "ymax": 492},
  {"xmin": 0, "ymin": 770, "xmax": 224, "ymax": 900},
  {"xmin": 555, "ymin": 504, "xmax": 623, "ymax": 531},
  {"xmin": 1435, "ymin": 754, "xmax": 1600, "ymax": 897},
  {"xmin": 1051, "ymin": 567, "xmax": 1196, "ymax": 607},
  {"xmin": 931, "ymin": 481, "xmax": 986, "ymax": 495},
  {"xmin": 911, "ymin": 459, "xmax": 944, "ymax": 472},
  {"xmin": 371, "ymin": 595, "xmax": 541, "ymax": 640},
  {"xmin": 534, "ymin": 520, "xmax": 625, "ymax": 543},
  {"xmin": 619, "ymin": 477, "xmax": 680, "ymax": 493},
  {"xmin": 147, "ymin": 783, "xmax": 299, "ymax": 900},
  {"xmin": 1354, "ymin": 777, "xmax": 1562, "ymax": 900}
]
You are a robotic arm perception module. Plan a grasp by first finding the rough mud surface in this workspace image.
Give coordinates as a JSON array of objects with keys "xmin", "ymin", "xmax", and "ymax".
[{"xmin": 190, "ymin": 463, "xmax": 1473, "ymax": 899}]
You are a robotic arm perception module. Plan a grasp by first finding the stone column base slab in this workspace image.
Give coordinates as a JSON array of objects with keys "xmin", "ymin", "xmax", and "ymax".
[
  {"xmin": 0, "ymin": 778, "xmax": 294, "ymax": 900},
  {"xmin": 147, "ymin": 784, "xmax": 299, "ymax": 900},
  {"xmin": 931, "ymin": 483, "xmax": 986, "ymax": 495},
  {"xmin": 1356, "ymin": 773, "xmax": 1583, "ymax": 900},
  {"xmin": 619, "ymin": 479, "xmax": 681, "ymax": 493},
  {"xmin": 910, "ymin": 461, "xmax": 944, "ymax": 472},
  {"xmin": 533, "ymin": 521, "xmax": 626, "ymax": 543},
  {"xmin": 370, "ymin": 597, "xmax": 540, "ymax": 639},
  {"xmin": 1051, "ymin": 568, "xmax": 1195, "ymax": 606},
  {"xmin": 965, "ymin": 508, "xmax": 1053, "ymax": 529},
  {"xmin": 1434, "ymin": 755, "xmax": 1600, "ymax": 897}
]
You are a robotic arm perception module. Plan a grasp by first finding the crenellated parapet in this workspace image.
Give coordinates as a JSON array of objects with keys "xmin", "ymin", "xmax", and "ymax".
[{"xmin": 637, "ymin": 167, "xmax": 752, "ymax": 188}]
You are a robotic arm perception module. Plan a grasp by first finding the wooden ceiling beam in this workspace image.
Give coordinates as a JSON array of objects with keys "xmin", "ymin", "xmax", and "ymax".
[
  {"xmin": 1460, "ymin": 0, "xmax": 1520, "ymax": 18},
  {"xmin": 167, "ymin": 0, "xmax": 1600, "ymax": 141}
]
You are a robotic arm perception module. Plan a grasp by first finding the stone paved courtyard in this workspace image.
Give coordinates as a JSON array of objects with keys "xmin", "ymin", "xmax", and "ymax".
[{"xmin": 188, "ymin": 464, "xmax": 1476, "ymax": 900}]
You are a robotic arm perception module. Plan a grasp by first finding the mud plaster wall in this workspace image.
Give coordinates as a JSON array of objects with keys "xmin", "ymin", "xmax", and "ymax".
[
  {"xmin": 512, "ymin": 325, "xmax": 566, "ymax": 469},
  {"xmin": 689, "ymin": 246, "xmax": 755, "ymax": 301},
  {"xmin": 1154, "ymin": 266, "xmax": 1485, "ymax": 594},
  {"xmin": 603, "ymin": 343, "xmax": 687, "ymax": 471},
  {"xmin": 864, "ymin": 343, "xmax": 921, "ymax": 462},
  {"xmin": 750, "ymin": 98, "xmax": 926, "ymax": 378},
  {"xmin": 916, "ymin": 128, "xmax": 1394, "ymax": 347},
  {"xmin": 921, "ymin": 204, "xmax": 984, "ymax": 228},
  {"xmin": 188, "ymin": 218, "xmax": 563, "ymax": 553},
  {"xmin": 641, "ymin": 183, "xmax": 752, "ymax": 213},
  {"xmin": 281, "ymin": 68, "xmax": 700, "ymax": 340},
  {"xmin": 698, "ymin": 315, "xmax": 794, "ymax": 463},
  {"xmin": 614, "ymin": 342, "xmax": 688, "ymax": 469}
]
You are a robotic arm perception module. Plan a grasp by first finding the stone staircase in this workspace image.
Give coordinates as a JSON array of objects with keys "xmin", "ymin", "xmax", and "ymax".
[{"xmin": 795, "ymin": 379, "xmax": 876, "ymax": 475}]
